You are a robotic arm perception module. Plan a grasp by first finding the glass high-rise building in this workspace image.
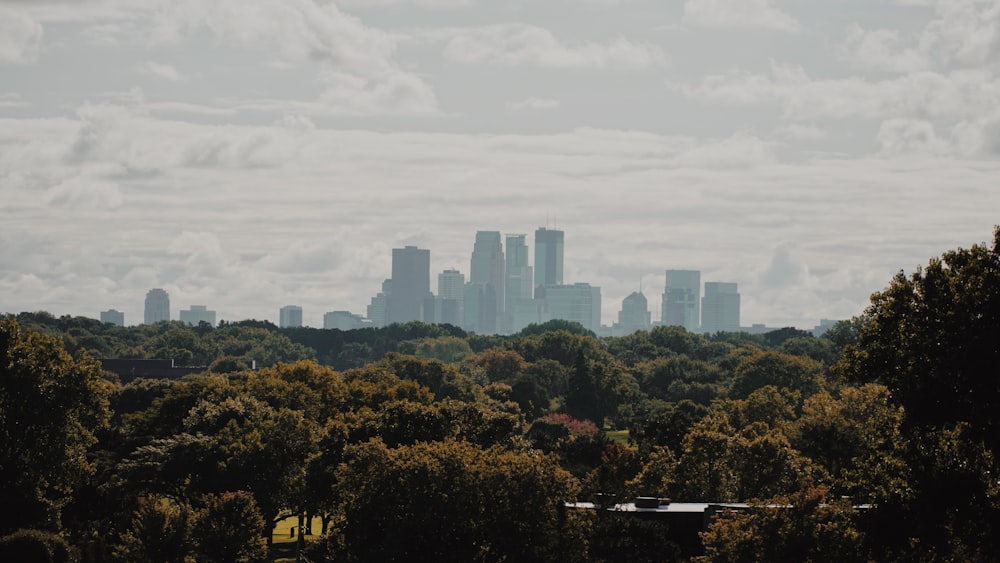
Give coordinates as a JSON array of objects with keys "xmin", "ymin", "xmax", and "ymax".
[
  {"xmin": 533, "ymin": 228, "xmax": 564, "ymax": 298},
  {"xmin": 179, "ymin": 305, "xmax": 216, "ymax": 326},
  {"xmin": 144, "ymin": 288, "xmax": 170, "ymax": 324},
  {"xmin": 279, "ymin": 305, "xmax": 303, "ymax": 328},
  {"xmin": 701, "ymin": 282, "xmax": 740, "ymax": 334},
  {"xmin": 470, "ymin": 231, "xmax": 504, "ymax": 317},
  {"xmin": 661, "ymin": 270, "xmax": 700, "ymax": 332},
  {"xmin": 100, "ymin": 309, "xmax": 124, "ymax": 327},
  {"xmin": 389, "ymin": 246, "xmax": 431, "ymax": 324},
  {"xmin": 614, "ymin": 292, "xmax": 650, "ymax": 336}
]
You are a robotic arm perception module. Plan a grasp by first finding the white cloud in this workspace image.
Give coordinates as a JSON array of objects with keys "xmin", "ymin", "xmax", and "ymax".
[
  {"xmin": 682, "ymin": 0, "xmax": 801, "ymax": 33},
  {"xmin": 46, "ymin": 178, "xmax": 124, "ymax": 210},
  {"xmin": 0, "ymin": 8, "xmax": 44, "ymax": 64},
  {"xmin": 149, "ymin": 0, "xmax": 439, "ymax": 116},
  {"xmin": 442, "ymin": 24, "xmax": 666, "ymax": 70},
  {"xmin": 775, "ymin": 123, "xmax": 826, "ymax": 141},
  {"xmin": 877, "ymin": 119, "xmax": 950, "ymax": 156},
  {"xmin": 679, "ymin": 62, "xmax": 1000, "ymax": 122},
  {"xmin": 670, "ymin": 132, "xmax": 775, "ymax": 168},
  {"xmin": 506, "ymin": 97, "xmax": 561, "ymax": 111},
  {"xmin": 136, "ymin": 61, "xmax": 186, "ymax": 81},
  {"xmin": 337, "ymin": 0, "xmax": 474, "ymax": 7},
  {"xmin": 838, "ymin": 24, "xmax": 928, "ymax": 73}
]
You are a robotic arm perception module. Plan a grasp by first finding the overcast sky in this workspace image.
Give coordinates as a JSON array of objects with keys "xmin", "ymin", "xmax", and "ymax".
[{"xmin": 2, "ymin": 0, "xmax": 999, "ymax": 329}]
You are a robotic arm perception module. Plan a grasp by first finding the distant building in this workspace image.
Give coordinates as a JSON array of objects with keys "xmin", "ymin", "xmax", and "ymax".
[
  {"xmin": 389, "ymin": 246, "xmax": 431, "ymax": 324},
  {"xmin": 701, "ymin": 282, "xmax": 740, "ymax": 333},
  {"xmin": 534, "ymin": 228, "xmax": 564, "ymax": 298},
  {"xmin": 100, "ymin": 309, "xmax": 124, "ymax": 327},
  {"xmin": 437, "ymin": 269, "xmax": 465, "ymax": 327},
  {"xmin": 470, "ymin": 231, "xmax": 505, "ymax": 318},
  {"xmin": 179, "ymin": 305, "xmax": 216, "ymax": 327},
  {"xmin": 279, "ymin": 305, "xmax": 303, "ymax": 328},
  {"xmin": 812, "ymin": 319, "xmax": 839, "ymax": 337},
  {"xmin": 613, "ymin": 292, "xmax": 650, "ymax": 337},
  {"xmin": 463, "ymin": 282, "xmax": 498, "ymax": 334},
  {"xmin": 324, "ymin": 311, "xmax": 366, "ymax": 331},
  {"xmin": 662, "ymin": 270, "xmax": 700, "ymax": 332},
  {"xmin": 503, "ymin": 234, "xmax": 533, "ymax": 334},
  {"xmin": 366, "ymin": 279, "xmax": 391, "ymax": 328},
  {"xmin": 99, "ymin": 358, "xmax": 206, "ymax": 383},
  {"xmin": 144, "ymin": 288, "xmax": 170, "ymax": 324},
  {"xmin": 545, "ymin": 283, "xmax": 601, "ymax": 334}
]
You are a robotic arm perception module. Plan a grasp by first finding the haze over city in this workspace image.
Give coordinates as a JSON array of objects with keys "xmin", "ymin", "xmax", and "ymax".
[{"xmin": 2, "ymin": 0, "xmax": 999, "ymax": 328}]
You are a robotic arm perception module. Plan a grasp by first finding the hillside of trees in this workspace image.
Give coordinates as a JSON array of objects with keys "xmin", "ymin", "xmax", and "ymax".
[{"xmin": 3, "ymin": 228, "xmax": 999, "ymax": 562}]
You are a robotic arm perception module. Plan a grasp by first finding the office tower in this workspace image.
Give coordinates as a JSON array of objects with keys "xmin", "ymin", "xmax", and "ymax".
[
  {"xmin": 534, "ymin": 228, "xmax": 564, "ymax": 298},
  {"xmin": 324, "ymin": 311, "xmax": 365, "ymax": 330},
  {"xmin": 279, "ymin": 305, "xmax": 303, "ymax": 328},
  {"xmin": 463, "ymin": 282, "xmax": 497, "ymax": 334},
  {"xmin": 179, "ymin": 305, "xmax": 216, "ymax": 326},
  {"xmin": 613, "ymin": 292, "xmax": 650, "ymax": 337},
  {"xmin": 367, "ymin": 279, "xmax": 391, "ymax": 328},
  {"xmin": 144, "ymin": 288, "xmax": 170, "ymax": 324},
  {"xmin": 100, "ymin": 309, "xmax": 124, "ymax": 327},
  {"xmin": 503, "ymin": 234, "xmax": 533, "ymax": 333},
  {"xmin": 701, "ymin": 282, "xmax": 740, "ymax": 333},
  {"xmin": 389, "ymin": 246, "xmax": 431, "ymax": 324},
  {"xmin": 438, "ymin": 269, "xmax": 465, "ymax": 327},
  {"xmin": 662, "ymin": 270, "xmax": 701, "ymax": 332},
  {"xmin": 470, "ymin": 231, "xmax": 505, "ymax": 317},
  {"xmin": 545, "ymin": 283, "xmax": 601, "ymax": 334}
]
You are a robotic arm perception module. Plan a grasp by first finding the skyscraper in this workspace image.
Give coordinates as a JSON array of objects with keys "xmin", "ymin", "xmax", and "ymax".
[
  {"xmin": 367, "ymin": 279, "xmax": 392, "ymax": 328},
  {"xmin": 701, "ymin": 282, "xmax": 740, "ymax": 334},
  {"xmin": 100, "ymin": 309, "xmax": 124, "ymax": 326},
  {"xmin": 534, "ymin": 227, "xmax": 564, "ymax": 298},
  {"xmin": 437, "ymin": 269, "xmax": 465, "ymax": 327},
  {"xmin": 279, "ymin": 305, "xmax": 303, "ymax": 328},
  {"xmin": 613, "ymin": 292, "xmax": 650, "ymax": 336},
  {"xmin": 503, "ymin": 234, "xmax": 533, "ymax": 334},
  {"xmin": 144, "ymin": 288, "xmax": 170, "ymax": 324},
  {"xmin": 470, "ymin": 231, "xmax": 505, "ymax": 317},
  {"xmin": 179, "ymin": 305, "xmax": 216, "ymax": 326},
  {"xmin": 545, "ymin": 283, "xmax": 601, "ymax": 334},
  {"xmin": 389, "ymin": 246, "xmax": 431, "ymax": 324},
  {"xmin": 662, "ymin": 270, "xmax": 701, "ymax": 332}
]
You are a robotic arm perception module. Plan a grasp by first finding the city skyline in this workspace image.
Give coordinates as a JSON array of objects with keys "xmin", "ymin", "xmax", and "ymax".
[{"xmin": 2, "ymin": 1, "xmax": 999, "ymax": 331}]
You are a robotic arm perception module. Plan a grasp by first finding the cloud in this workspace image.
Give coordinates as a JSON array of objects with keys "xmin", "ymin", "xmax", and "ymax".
[
  {"xmin": 149, "ymin": 0, "xmax": 439, "ymax": 116},
  {"xmin": 46, "ymin": 178, "xmax": 124, "ymax": 210},
  {"xmin": 506, "ymin": 97, "xmax": 561, "ymax": 111},
  {"xmin": 774, "ymin": 123, "xmax": 826, "ymax": 141},
  {"xmin": 442, "ymin": 24, "xmax": 666, "ymax": 70},
  {"xmin": 0, "ymin": 8, "xmax": 44, "ymax": 64},
  {"xmin": 838, "ymin": 24, "xmax": 928, "ymax": 73},
  {"xmin": 337, "ymin": 0, "xmax": 474, "ymax": 7},
  {"xmin": 670, "ymin": 132, "xmax": 775, "ymax": 168},
  {"xmin": 678, "ymin": 61, "xmax": 1000, "ymax": 122},
  {"xmin": 682, "ymin": 0, "xmax": 801, "ymax": 33},
  {"xmin": 136, "ymin": 61, "xmax": 186, "ymax": 81},
  {"xmin": 877, "ymin": 119, "xmax": 950, "ymax": 156}
]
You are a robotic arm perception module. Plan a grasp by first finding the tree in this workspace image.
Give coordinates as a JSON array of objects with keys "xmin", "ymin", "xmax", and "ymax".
[
  {"xmin": 0, "ymin": 317, "xmax": 112, "ymax": 533},
  {"xmin": 115, "ymin": 496, "xmax": 193, "ymax": 563},
  {"xmin": 839, "ymin": 227, "xmax": 1000, "ymax": 559},
  {"xmin": 190, "ymin": 492, "xmax": 268, "ymax": 563},
  {"xmin": 323, "ymin": 439, "xmax": 580, "ymax": 562},
  {"xmin": 696, "ymin": 479, "xmax": 869, "ymax": 563}
]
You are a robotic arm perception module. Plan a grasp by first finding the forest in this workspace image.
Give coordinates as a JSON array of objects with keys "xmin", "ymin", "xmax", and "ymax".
[{"xmin": 2, "ymin": 228, "xmax": 999, "ymax": 562}]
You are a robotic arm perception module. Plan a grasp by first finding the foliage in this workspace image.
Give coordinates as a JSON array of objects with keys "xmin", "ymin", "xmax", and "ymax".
[
  {"xmin": 0, "ymin": 528, "xmax": 75, "ymax": 563},
  {"xmin": 324, "ymin": 439, "xmax": 579, "ymax": 562},
  {"xmin": 696, "ymin": 480, "xmax": 869, "ymax": 563},
  {"xmin": 189, "ymin": 492, "xmax": 268, "ymax": 563},
  {"xmin": 0, "ymin": 317, "xmax": 113, "ymax": 534}
]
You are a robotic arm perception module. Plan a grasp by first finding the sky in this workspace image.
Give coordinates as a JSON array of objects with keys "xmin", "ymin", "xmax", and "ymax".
[{"xmin": 1, "ymin": 0, "xmax": 999, "ymax": 330}]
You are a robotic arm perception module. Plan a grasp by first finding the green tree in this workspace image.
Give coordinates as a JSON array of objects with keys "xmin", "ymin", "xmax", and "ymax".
[
  {"xmin": 190, "ymin": 492, "xmax": 268, "ymax": 563},
  {"xmin": 115, "ymin": 496, "xmax": 193, "ymax": 563},
  {"xmin": 839, "ymin": 227, "xmax": 1000, "ymax": 559},
  {"xmin": 696, "ymin": 479, "xmax": 869, "ymax": 563},
  {"xmin": 324, "ymin": 439, "xmax": 580, "ymax": 562},
  {"xmin": 0, "ymin": 317, "xmax": 113, "ymax": 533}
]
